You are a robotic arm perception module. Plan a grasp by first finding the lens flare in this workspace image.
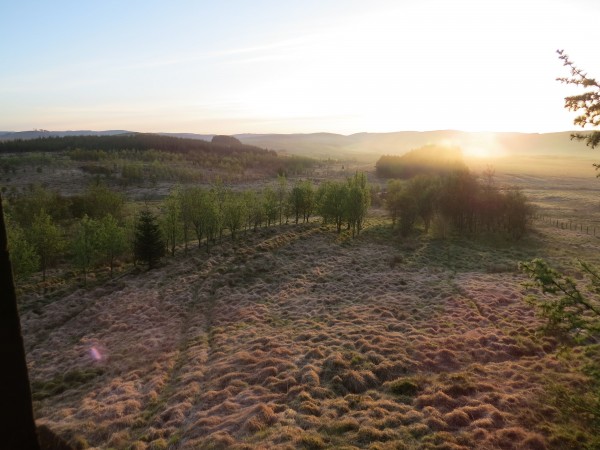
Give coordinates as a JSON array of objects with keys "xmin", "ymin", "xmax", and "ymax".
[{"xmin": 89, "ymin": 346, "xmax": 102, "ymax": 361}]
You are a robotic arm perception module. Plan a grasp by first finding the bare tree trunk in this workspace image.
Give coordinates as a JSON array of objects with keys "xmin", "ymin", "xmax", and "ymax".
[{"xmin": 0, "ymin": 193, "xmax": 41, "ymax": 449}]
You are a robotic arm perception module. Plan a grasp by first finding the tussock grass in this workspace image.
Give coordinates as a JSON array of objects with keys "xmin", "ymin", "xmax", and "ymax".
[{"xmin": 22, "ymin": 215, "xmax": 600, "ymax": 448}]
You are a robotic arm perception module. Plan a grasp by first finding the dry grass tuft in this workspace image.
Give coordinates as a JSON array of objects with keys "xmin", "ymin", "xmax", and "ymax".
[
  {"xmin": 324, "ymin": 417, "xmax": 360, "ymax": 434},
  {"xmin": 298, "ymin": 401, "xmax": 322, "ymax": 417},
  {"xmin": 443, "ymin": 409, "xmax": 471, "ymax": 429},
  {"xmin": 243, "ymin": 403, "xmax": 278, "ymax": 433},
  {"xmin": 356, "ymin": 425, "xmax": 388, "ymax": 444},
  {"xmin": 341, "ymin": 370, "xmax": 378, "ymax": 394},
  {"xmin": 414, "ymin": 391, "xmax": 457, "ymax": 412},
  {"xmin": 301, "ymin": 368, "xmax": 321, "ymax": 387},
  {"xmin": 297, "ymin": 431, "xmax": 326, "ymax": 449}
]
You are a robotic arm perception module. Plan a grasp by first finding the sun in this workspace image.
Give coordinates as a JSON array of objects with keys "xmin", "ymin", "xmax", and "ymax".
[{"xmin": 463, "ymin": 147, "xmax": 493, "ymax": 159}]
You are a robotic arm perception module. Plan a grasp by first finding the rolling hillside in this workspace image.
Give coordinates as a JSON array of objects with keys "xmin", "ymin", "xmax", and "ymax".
[{"xmin": 22, "ymin": 217, "xmax": 600, "ymax": 449}]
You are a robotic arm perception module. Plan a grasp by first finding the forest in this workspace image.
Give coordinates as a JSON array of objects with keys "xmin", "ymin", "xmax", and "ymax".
[
  {"xmin": 385, "ymin": 170, "xmax": 530, "ymax": 239},
  {"xmin": 375, "ymin": 145, "xmax": 467, "ymax": 179},
  {"xmin": 0, "ymin": 134, "xmax": 319, "ymax": 184}
]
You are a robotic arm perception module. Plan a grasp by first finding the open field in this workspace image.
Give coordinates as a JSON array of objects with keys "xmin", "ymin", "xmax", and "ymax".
[
  {"xmin": 5, "ymin": 141, "xmax": 600, "ymax": 448},
  {"xmin": 22, "ymin": 205, "xmax": 600, "ymax": 449}
]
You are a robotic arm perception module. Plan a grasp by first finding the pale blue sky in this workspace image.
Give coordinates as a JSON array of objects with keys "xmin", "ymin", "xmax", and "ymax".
[{"xmin": 1, "ymin": 0, "xmax": 599, "ymax": 134}]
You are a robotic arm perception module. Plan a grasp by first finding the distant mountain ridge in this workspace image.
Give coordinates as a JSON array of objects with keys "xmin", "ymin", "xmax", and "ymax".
[
  {"xmin": 235, "ymin": 130, "xmax": 595, "ymax": 160},
  {"xmin": 0, "ymin": 130, "xmax": 131, "ymax": 141},
  {"xmin": 0, "ymin": 129, "xmax": 593, "ymax": 161}
]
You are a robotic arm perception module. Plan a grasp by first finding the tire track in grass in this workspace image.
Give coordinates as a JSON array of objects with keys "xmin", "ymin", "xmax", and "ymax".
[
  {"xmin": 126, "ymin": 251, "xmax": 234, "ymax": 446},
  {"xmin": 169, "ymin": 225, "xmax": 325, "ymax": 446},
  {"xmin": 132, "ymin": 224, "xmax": 323, "ymax": 447}
]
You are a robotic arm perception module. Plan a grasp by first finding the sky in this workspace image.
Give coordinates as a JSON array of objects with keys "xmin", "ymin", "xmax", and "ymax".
[{"xmin": 1, "ymin": 0, "xmax": 599, "ymax": 135}]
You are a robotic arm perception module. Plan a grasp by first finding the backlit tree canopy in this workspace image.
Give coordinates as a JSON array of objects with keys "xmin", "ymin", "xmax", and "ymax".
[{"xmin": 557, "ymin": 49, "xmax": 600, "ymax": 149}]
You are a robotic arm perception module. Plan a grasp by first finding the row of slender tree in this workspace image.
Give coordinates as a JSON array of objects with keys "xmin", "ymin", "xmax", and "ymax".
[
  {"xmin": 4, "ymin": 173, "xmax": 371, "ymax": 282},
  {"xmin": 162, "ymin": 172, "xmax": 371, "ymax": 254}
]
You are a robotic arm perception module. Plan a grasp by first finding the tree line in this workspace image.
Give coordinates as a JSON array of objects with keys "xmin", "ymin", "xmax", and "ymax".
[
  {"xmin": 0, "ymin": 134, "xmax": 319, "ymax": 182},
  {"xmin": 3, "ymin": 173, "xmax": 370, "ymax": 283},
  {"xmin": 385, "ymin": 168, "xmax": 531, "ymax": 239},
  {"xmin": 375, "ymin": 145, "xmax": 467, "ymax": 179}
]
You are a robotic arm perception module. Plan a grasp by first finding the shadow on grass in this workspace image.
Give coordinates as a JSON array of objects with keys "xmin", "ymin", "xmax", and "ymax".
[{"xmin": 362, "ymin": 220, "xmax": 548, "ymax": 274}]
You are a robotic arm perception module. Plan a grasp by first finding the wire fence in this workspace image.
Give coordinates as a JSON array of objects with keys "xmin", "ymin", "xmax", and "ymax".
[{"xmin": 533, "ymin": 214, "xmax": 600, "ymax": 237}]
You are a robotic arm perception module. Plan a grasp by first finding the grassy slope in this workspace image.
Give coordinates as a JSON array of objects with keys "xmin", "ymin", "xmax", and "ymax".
[{"xmin": 22, "ymin": 212, "xmax": 600, "ymax": 449}]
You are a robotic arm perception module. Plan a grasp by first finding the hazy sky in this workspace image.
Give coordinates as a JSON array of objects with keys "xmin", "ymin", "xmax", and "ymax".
[{"xmin": 1, "ymin": 0, "xmax": 599, "ymax": 134}]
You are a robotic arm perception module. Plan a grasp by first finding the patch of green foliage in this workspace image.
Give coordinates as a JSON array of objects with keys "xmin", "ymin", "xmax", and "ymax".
[
  {"xmin": 520, "ymin": 259, "xmax": 600, "ymax": 342},
  {"xmin": 520, "ymin": 258, "xmax": 600, "ymax": 447},
  {"xmin": 388, "ymin": 378, "xmax": 420, "ymax": 396},
  {"xmin": 31, "ymin": 368, "xmax": 104, "ymax": 400}
]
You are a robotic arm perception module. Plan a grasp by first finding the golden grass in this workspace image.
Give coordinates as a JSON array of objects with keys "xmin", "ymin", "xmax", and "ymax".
[{"xmin": 22, "ymin": 215, "xmax": 600, "ymax": 449}]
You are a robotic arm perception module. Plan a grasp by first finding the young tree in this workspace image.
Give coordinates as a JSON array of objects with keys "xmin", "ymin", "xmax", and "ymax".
[
  {"xmin": 188, "ymin": 187, "xmax": 219, "ymax": 249},
  {"xmin": 4, "ymin": 213, "xmax": 38, "ymax": 280},
  {"xmin": 299, "ymin": 180, "xmax": 315, "ymax": 223},
  {"xmin": 96, "ymin": 214, "xmax": 127, "ymax": 277},
  {"xmin": 406, "ymin": 175, "xmax": 439, "ymax": 233},
  {"xmin": 317, "ymin": 181, "xmax": 348, "ymax": 233},
  {"xmin": 346, "ymin": 172, "xmax": 370, "ymax": 236},
  {"xmin": 288, "ymin": 180, "xmax": 315, "ymax": 224},
  {"xmin": 438, "ymin": 170, "xmax": 479, "ymax": 233},
  {"xmin": 263, "ymin": 186, "xmax": 279, "ymax": 227},
  {"xmin": 503, "ymin": 189, "xmax": 530, "ymax": 239},
  {"xmin": 72, "ymin": 215, "xmax": 99, "ymax": 285},
  {"xmin": 520, "ymin": 52, "xmax": 600, "ymax": 346},
  {"xmin": 10, "ymin": 184, "xmax": 70, "ymax": 226},
  {"xmin": 289, "ymin": 183, "xmax": 304, "ymax": 224},
  {"xmin": 222, "ymin": 192, "xmax": 246, "ymax": 240},
  {"xmin": 72, "ymin": 183, "xmax": 125, "ymax": 220},
  {"xmin": 521, "ymin": 259, "xmax": 600, "ymax": 342},
  {"xmin": 276, "ymin": 174, "xmax": 288, "ymax": 225},
  {"xmin": 204, "ymin": 189, "xmax": 220, "ymax": 251},
  {"xmin": 386, "ymin": 181, "xmax": 418, "ymax": 236},
  {"xmin": 133, "ymin": 209, "xmax": 165, "ymax": 269},
  {"xmin": 385, "ymin": 180, "xmax": 404, "ymax": 227},
  {"xmin": 29, "ymin": 210, "xmax": 63, "ymax": 282},
  {"xmin": 213, "ymin": 178, "xmax": 227, "ymax": 241},
  {"xmin": 180, "ymin": 187, "xmax": 195, "ymax": 253},
  {"xmin": 161, "ymin": 187, "xmax": 182, "ymax": 256},
  {"xmin": 244, "ymin": 190, "xmax": 264, "ymax": 232}
]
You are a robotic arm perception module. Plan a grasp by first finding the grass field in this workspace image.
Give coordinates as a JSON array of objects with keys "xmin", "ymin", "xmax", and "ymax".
[
  {"xmin": 22, "ymin": 187, "xmax": 600, "ymax": 449},
  {"xmin": 9, "ymin": 150, "xmax": 600, "ymax": 449}
]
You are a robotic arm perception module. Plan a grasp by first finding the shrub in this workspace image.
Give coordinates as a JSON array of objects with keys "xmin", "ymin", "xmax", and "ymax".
[{"xmin": 388, "ymin": 378, "xmax": 420, "ymax": 396}]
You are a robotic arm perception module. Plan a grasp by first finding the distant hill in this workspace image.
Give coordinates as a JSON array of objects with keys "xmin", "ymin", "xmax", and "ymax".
[
  {"xmin": 235, "ymin": 130, "xmax": 596, "ymax": 161},
  {"xmin": 0, "ymin": 130, "xmax": 131, "ymax": 141},
  {"xmin": 0, "ymin": 133, "xmax": 270, "ymax": 156},
  {"xmin": 0, "ymin": 133, "xmax": 319, "ymax": 180},
  {"xmin": 158, "ymin": 132, "xmax": 213, "ymax": 141},
  {"xmin": 1, "ymin": 129, "xmax": 595, "ymax": 162}
]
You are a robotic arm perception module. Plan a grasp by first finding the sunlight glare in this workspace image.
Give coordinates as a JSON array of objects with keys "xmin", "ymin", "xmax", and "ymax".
[{"xmin": 89, "ymin": 346, "xmax": 103, "ymax": 361}]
